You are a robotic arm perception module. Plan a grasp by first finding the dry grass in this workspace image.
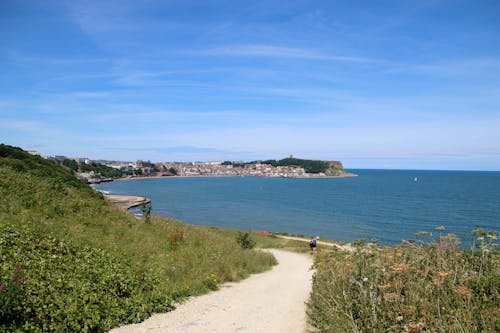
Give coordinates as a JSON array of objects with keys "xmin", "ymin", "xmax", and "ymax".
[{"xmin": 308, "ymin": 230, "xmax": 499, "ymax": 332}]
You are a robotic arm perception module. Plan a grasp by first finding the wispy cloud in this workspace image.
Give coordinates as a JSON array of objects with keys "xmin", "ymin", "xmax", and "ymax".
[
  {"xmin": 384, "ymin": 58, "xmax": 500, "ymax": 77},
  {"xmin": 0, "ymin": 120, "xmax": 49, "ymax": 133},
  {"xmin": 6, "ymin": 53, "xmax": 110, "ymax": 67},
  {"xmin": 193, "ymin": 44, "xmax": 375, "ymax": 63},
  {"xmin": 2, "ymin": 0, "xmax": 499, "ymax": 169}
]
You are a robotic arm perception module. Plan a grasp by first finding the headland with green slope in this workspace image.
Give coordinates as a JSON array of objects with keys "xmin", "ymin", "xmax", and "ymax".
[{"xmin": 0, "ymin": 144, "xmax": 287, "ymax": 332}]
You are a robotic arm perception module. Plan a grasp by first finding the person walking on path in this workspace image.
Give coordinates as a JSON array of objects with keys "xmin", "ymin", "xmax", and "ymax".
[{"xmin": 309, "ymin": 236, "xmax": 319, "ymax": 254}]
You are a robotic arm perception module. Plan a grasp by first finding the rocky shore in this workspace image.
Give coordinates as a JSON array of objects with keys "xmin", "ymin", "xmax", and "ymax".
[{"xmin": 104, "ymin": 194, "xmax": 150, "ymax": 210}]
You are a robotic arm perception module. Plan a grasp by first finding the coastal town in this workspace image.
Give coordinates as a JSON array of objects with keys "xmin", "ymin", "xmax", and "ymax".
[
  {"xmin": 27, "ymin": 151, "xmax": 354, "ymax": 183},
  {"xmin": 160, "ymin": 161, "xmax": 311, "ymax": 178}
]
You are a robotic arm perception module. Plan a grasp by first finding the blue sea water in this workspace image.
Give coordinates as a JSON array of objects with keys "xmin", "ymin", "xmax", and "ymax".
[{"xmin": 95, "ymin": 170, "xmax": 499, "ymax": 246}]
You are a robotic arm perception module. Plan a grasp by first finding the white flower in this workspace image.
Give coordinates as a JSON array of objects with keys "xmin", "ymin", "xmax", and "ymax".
[{"xmin": 362, "ymin": 277, "xmax": 368, "ymax": 282}]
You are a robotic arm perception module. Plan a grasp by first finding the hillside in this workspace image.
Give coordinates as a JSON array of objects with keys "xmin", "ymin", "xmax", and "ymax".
[
  {"xmin": 0, "ymin": 145, "xmax": 277, "ymax": 332},
  {"xmin": 258, "ymin": 157, "xmax": 349, "ymax": 175}
]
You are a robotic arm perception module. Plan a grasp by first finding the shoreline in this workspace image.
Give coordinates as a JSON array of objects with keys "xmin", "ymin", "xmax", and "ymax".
[
  {"xmin": 104, "ymin": 194, "xmax": 150, "ymax": 211},
  {"xmin": 112, "ymin": 172, "xmax": 358, "ymax": 182}
]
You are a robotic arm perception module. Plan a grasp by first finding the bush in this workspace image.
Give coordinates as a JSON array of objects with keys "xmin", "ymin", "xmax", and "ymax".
[
  {"xmin": 139, "ymin": 202, "xmax": 152, "ymax": 223},
  {"xmin": 0, "ymin": 144, "xmax": 277, "ymax": 331},
  {"xmin": 0, "ymin": 267, "xmax": 26, "ymax": 326},
  {"xmin": 236, "ymin": 232, "xmax": 256, "ymax": 249},
  {"xmin": 0, "ymin": 223, "xmax": 172, "ymax": 332}
]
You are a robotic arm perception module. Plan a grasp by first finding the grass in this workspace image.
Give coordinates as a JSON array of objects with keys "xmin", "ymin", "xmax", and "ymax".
[
  {"xmin": 7, "ymin": 144, "xmax": 496, "ymax": 332},
  {"xmin": 0, "ymin": 145, "xmax": 277, "ymax": 332},
  {"xmin": 307, "ymin": 230, "xmax": 499, "ymax": 332},
  {"xmin": 202, "ymin": 227, "xmax": 315, "ymax": 253}
]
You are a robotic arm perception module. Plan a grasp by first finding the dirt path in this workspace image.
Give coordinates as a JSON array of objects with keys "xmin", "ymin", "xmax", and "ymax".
[
  {"xmin": 276, "ymin": 235, "xmax": 354, "ymax": 252},
  {"xmin": 110, "ymin": 249, "xmax": 314, "ymax": 333}
]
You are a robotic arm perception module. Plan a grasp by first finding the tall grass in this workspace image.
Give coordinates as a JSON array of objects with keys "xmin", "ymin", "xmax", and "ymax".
[
  {"xmin": 0, "ymin": 145, "xmax": 276, "ymax": 331},
  {"xmin": 307, "ymin": 231, "xmax": 499, "ymax": 332}
]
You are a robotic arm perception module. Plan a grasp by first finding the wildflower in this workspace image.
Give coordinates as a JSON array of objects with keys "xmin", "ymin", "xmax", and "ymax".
[
  {"xmin": 383, "ymin": 292, "xmax": 399, "ymax": 302},
  {"xmin": 472, "ymin": 228, "xmax": 481, "ymax": 235},
  {"xmin": 0, "ymin": 284, "xmax": 4, "ymax": 292},
  {"xmin": 453, "ymin": 285, "xmax": 473, "ymax": 299},
  {"xmin": 406, "ymin": 320, "xmax": 426, "ymax": 332},
  {"xmin": 362, "ymin": 277, "xmax": 368, "ymax": 282},
  {"xmin": 11, "ymin": 267, "xmax": 23, "ymax": 285},
  {"xmin": 486, "ymin": 233, "xmax": 497, "ymax": 240}
]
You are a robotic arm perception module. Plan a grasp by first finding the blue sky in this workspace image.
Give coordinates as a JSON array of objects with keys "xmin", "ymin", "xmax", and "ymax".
[{"xmin": 1, "ymin": 0, "xmax": 499, "ymax": 170}]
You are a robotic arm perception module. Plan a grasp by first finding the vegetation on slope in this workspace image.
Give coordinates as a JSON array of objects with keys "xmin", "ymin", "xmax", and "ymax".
[
  {"xmin": 307, "ymin": 231, "xmax": 499, "ymax": 332},
  {"xmin": 223, "ymin": 157, "xmax": 346, "ymax": 174},
  {"xmin": 0, "ymin": 144, "xmax": 276, "ymax": 332},
  {"xmin": 260, "ymin": 157, "xmax": 331, "ymax": 174},
  {"xmin": 62, "ymin": 158, "xmax": 123, "ymax": 178}
]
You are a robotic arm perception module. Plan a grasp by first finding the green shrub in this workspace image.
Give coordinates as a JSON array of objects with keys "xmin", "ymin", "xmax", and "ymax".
[
  {"xmin": 0, "ymin": 267, "xmax": 26, "ymax": 326},
  {"xmin": 0, "ymin": 222, "xmax": 172, "ymax": 332},
  {"xmin": 236, "ymin": 232, "xmax": 256, "ymax": 249},
  {"xmin": 0, "ymin": 144, "xmax": 277, "ymax": 331},
  {"xmin": 139, "ymin": 202, "xmax": 152, "ymax": 223}
]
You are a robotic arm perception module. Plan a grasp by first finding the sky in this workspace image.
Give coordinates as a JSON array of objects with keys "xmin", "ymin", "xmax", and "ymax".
[{"xmin": 1, "ymin": 0, "xmax": 499, "ymax": 170}]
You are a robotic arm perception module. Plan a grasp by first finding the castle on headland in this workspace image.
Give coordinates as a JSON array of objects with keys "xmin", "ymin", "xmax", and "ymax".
[
  {"xmin": 154, "ymin": 159, "xmax": 352, "ymax": 178},
  {"xmin": 34, "ymin": 151, "xmax": 355, "ymax": 181}
]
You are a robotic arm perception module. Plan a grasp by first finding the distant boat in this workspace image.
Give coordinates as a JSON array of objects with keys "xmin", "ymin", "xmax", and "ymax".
[{"xmin": 414, "ymin": 177, "xmax": 418, "ymax": 182}]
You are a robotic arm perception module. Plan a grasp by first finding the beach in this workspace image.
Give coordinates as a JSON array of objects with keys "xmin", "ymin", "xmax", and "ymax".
[{"xmin": 104, "ymin": 194, "xmax": 150, "ymax": 211}]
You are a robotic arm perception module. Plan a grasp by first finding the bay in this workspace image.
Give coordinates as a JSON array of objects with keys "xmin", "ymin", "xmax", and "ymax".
[{"xmin": 95, "ymin": 169, "xmax": 500, "ymax": 246}]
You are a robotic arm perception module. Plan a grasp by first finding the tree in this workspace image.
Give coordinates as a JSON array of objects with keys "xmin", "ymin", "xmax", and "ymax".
[
  {"xmin": 62, "ymin": 159, "xmax": 79, "ymax": 172},
  {"xmin": 139, "ymin": 202, "xmax": 152, "ymax": 223}
]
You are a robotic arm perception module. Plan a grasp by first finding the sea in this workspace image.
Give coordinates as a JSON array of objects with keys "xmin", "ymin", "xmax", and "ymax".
[{"xmin": 95, "ymin": 169, "xmax": 499, "ymax": 247}]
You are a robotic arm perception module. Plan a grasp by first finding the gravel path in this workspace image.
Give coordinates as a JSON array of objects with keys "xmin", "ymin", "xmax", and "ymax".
[
  {"xmin": 276, "ymin": 235, "xmax": 354, "ymax": 252},
  {"xmin": 110, "ymin": 249, "xmax": 314, "ymax": 333}
]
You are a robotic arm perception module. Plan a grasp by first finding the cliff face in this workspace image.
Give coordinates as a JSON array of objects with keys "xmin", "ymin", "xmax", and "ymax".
[{"xmin": 325, "ymin": 161, "xmax": 346, "ymax": 176}]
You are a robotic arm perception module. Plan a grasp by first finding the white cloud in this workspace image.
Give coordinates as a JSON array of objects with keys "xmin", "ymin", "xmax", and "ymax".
[
  {"xmin": 192, "ymin": 44, "xmax": 375, "ymax": 63},
  {"xmin": 6, "ymin": 53, "xmax": 110, "ymax": 67},
  {"xmin": 0, "ymin": 120, "xmax": 48, "ymax": 133},
  {"xmin": 384, "ymin": 58, "xmax": 500, "ymax": 77}
]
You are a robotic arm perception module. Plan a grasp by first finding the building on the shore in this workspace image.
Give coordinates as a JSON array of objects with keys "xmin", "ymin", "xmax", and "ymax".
[
  {"xmin": 76, "ymin": 171, "xmax": 99, "ymax": 184},
  {"xmin": 136, "ymin": 160, "xmax": 157, "ymax": 174},
  {"xmin": 76, "ymin": 157, "xmax": 90, "ymax": 164},
  {"xmin": 153, "ymin": 161, "xmax": 313, "ymax": 178},
  {"xmin": 53, "ymin": 155, "xmax": 68, "ymax": 162}
]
